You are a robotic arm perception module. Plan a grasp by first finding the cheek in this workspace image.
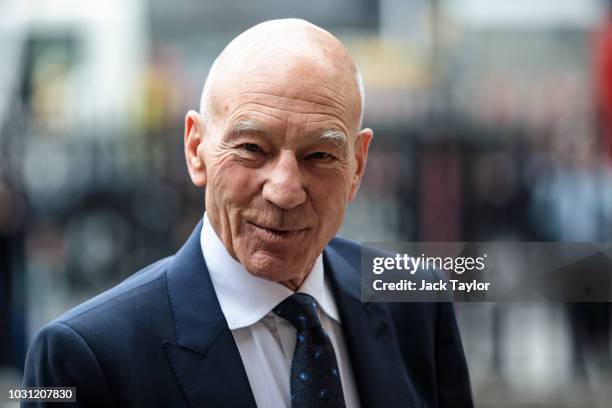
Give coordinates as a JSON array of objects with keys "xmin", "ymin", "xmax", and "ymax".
[
  {"xmin": 308, "ymin": 169, "xmax": 353, "ymax": 220},
  {"xmin": 320, "ymin": 165, "xmax": 355, "ymax": 197},
  {"xmin": 208, "ymin": 158, "xmax": 260, "ymax": 207}
]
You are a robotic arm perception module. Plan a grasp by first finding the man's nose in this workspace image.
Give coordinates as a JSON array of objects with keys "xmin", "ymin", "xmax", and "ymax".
[{"xmin": 262, "ymin": 152, "xmax": 307, "ymax": 210}]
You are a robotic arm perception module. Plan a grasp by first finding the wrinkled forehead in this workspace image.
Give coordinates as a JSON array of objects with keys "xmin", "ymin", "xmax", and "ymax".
[
  {"xmin": 205, "ymin": 31, "xmax": 362, "ymax": 133},
  {"xmin": 241, "ymin": 61, "xmax": 353, "ymax": 110}
]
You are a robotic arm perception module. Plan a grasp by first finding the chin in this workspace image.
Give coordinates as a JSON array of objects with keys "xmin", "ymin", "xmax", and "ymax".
[{"xmin": 242, "ymin": 251, "xmax": 303, "ymax": 284}]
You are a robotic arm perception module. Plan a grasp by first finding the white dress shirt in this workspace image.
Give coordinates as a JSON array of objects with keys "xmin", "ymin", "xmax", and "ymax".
[{"xmin": 201, "ymin": 213, "xmax": 360, "ymax": 408}]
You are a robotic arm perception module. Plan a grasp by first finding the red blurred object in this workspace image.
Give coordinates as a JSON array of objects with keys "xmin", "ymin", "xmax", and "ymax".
[{"xmin": 594, "ymin": 11, "xmax": 612, "ymax": 161}]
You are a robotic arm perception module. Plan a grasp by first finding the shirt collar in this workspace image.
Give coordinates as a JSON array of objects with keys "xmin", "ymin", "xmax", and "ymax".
[{"xmin": 201, "ymin": 212, "xmax": 341, "ymax": 330}]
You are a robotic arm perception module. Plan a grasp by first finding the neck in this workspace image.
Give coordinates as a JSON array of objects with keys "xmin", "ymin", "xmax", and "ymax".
[
  {"xmin": 279, "ymin": 276, "xmax": 306, "ymax": 291},
  {"xmin": 278, "ymin": 258, "xmax": 316, "ymax": 291}
]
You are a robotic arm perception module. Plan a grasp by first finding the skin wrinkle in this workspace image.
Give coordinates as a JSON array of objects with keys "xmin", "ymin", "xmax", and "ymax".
[
  {"xmin": 228, "ymin": 109, "xmax": 286, "ymax": 129},
  {"xmin": 204, "ymin": 56, "xmax": 361, "ymax": 126},
  {"xmin": 231, "ymin": 100, "xmax": 346, "ymax": 123},
  {"xmin": 184, "ymin": 19, "xmax": 372, "ymax": 291},
  {"xmin": 240, "ymin": 90, "xmax": 350, "ymax": 119},
  {"xmin": 229, "ymin": 102, "xmax": 351, "ymax": 138},
  {"xmin": 229, "ymin": 118, "xmax": 347, "ymax": 148},
  {"xmin": 235, "ymin": 92, "xmax": 347, "ymax": 124},
  {"xmin": 223, "ymin": 106, "xmax": 350, "ymax": 152},
  {"xmin": 303, "ymin": 91, "xmax": 353, "ymax": 116}
]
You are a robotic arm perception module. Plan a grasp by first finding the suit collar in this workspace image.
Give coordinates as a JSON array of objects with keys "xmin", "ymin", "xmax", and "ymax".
[{"xmin": 324, "ymin": 242, "xmax": 422, "ymax": 408}]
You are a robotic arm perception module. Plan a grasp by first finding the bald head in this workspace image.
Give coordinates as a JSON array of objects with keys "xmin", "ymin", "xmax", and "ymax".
[{"xmin": 199, "ymin": 18, "xmax": 365, "ymax": 131}]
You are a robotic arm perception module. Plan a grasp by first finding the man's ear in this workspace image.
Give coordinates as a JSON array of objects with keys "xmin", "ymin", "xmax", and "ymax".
[
  {"xmin": 348, "ymin": 128, "xmax": 373, "ymax": 201},
  {"xmin": 184, "ymin": 110, "xmax": 207, "ymax": 187}
]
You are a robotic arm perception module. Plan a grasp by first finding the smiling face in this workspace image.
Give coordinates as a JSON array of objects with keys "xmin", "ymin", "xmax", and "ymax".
[{"xmin": 185, "ymin": 20, "xmax": 372, "ymax": 289}]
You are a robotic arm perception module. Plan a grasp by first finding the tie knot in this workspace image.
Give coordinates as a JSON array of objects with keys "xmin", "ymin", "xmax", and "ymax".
[{"xmin": 273, "ymin": 293, "xmax": 320, "ymax": 330}]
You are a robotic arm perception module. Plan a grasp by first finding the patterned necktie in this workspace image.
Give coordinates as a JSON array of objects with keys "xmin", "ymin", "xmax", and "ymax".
[{"xmin": 273, "ymin": 293, "xmax": 347, "ymax": 408}]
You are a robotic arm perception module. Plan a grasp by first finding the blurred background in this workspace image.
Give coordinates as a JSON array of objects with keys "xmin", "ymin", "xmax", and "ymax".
[{"xmin": 1, "ymin": 0, "xmax": 612, "ymax": 406}]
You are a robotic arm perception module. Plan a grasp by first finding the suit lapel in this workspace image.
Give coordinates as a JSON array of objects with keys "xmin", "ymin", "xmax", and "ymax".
[
  {"xmin": 324, "ymin": 244, "xmax": 422, "ymax": 408},
  {"xmin": 163, "ymin": 221, "xmax": 256, "ymax": 408}
]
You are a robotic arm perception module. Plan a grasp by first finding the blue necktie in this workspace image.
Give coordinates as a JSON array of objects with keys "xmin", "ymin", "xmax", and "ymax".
[{"xmin": 274, "ymin": 293, "xmax": 347, "ymax": 408}]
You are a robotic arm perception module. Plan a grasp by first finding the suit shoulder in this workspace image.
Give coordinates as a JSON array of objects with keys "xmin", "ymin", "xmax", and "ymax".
[
  {"xmin": 52, "ymin": 256, "xmax": 173, "ymax": 327},
  {"xmin": 327, "ymin": 236, "xmax": 399, "ymax": 268},
  {"xmin": 327, "ymin": 236, "xmax": 361, "ymax": 260}
]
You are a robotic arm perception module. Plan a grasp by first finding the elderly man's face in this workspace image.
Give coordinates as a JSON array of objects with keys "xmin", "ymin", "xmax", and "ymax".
[{"xmin": 186, "ymin": 58, "xmax": 371, "ymax": 289}]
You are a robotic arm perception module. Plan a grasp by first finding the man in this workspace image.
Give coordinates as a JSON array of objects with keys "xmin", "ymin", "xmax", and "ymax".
[{"xmin": 23, "ymin": 19, "xmax": 473, "ymax": 407}]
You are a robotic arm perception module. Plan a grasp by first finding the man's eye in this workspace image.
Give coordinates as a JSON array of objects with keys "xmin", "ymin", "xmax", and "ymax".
[
  {"xmin": 307, "ymin": 152, "xmax": 332, "ymax": 160},
  {"xmin": 241, "ymin": 143, "xmax": 263, "ymax": 153}
]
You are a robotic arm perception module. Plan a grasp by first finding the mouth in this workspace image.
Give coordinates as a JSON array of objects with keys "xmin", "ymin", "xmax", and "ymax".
[{"xmin": 248, "ymin": 222, "xmax": 309, "ymax": 241}]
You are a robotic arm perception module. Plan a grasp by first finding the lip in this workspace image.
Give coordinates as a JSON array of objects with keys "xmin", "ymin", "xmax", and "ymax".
[{"xmin": 248, "ymin": 222, "xmax": 309, "ymax": 242}]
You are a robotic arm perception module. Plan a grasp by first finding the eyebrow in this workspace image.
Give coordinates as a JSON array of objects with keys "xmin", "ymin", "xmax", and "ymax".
[
  {"xmin": 229, "ymin": 119, "xmax": 265, "ymax": 137},
  {"xmin": 319, "ymin": 128, "xmax": 348, "ymax": 147},
  {"xmin": 228, "ymin": 120, "xmax": 348, "ymax": 146}
]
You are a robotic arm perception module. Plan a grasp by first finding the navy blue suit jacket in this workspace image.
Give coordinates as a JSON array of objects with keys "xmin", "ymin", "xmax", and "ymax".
[{"xmin": 22, "ymin": 221, "xmax": 473, "ymax": 407}]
